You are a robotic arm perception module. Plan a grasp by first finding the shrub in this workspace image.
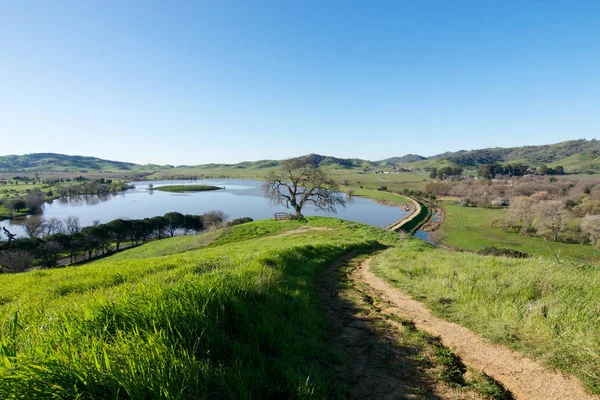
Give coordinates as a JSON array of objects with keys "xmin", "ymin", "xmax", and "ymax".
[
  {"xmin": 477, "ymin": 246, "xmax": 529, "ymax": 258},
  {"xmin": 229, "ymin": 217, "xmax": 253, "ymax": 226}
]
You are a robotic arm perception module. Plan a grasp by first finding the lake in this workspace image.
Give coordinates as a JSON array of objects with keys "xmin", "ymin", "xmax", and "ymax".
[{"xmin": 3, "ymin": 179, "xmax": 409, "ymax": 239}]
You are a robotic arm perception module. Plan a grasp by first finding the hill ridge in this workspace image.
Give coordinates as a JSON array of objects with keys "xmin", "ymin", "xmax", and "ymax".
[{"xmin": 2, "ymin": 138, "xmax": 599, "ymax": 174}]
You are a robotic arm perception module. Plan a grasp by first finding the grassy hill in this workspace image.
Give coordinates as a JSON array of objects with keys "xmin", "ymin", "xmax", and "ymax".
[
  {"xmin": 0, "ymin": 218, "xmax": 398, "ymax": 398},
  {"xmin": 3, "ymin": 139, "xmax": 599, "ymax": 177},
  {"xmin": 0, "ymin": 152, "xmax": 378, "ymax": 178},
  {"xmin": 372, "ymin": 239, "xmax": 600, "ymax": 393},
  {"xmin": 394, "ymin": 139, "xmax": 600, "ymax": 173},
  {"xmin": 0, "ymin": 153, "xmax": 168, "ymax": 174},
  {"xmin": 378, "ymin": 154, "xmax": 426, "ymax": 165},
  {"xmin": 2, "ymin": 217, "xmax": 599, "ymax": 396}
]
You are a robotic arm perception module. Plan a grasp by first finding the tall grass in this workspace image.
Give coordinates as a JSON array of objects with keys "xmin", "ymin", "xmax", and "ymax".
[
  {"xmin": 0, "ymin": 218, "xmax": 398, "ymax": 398},
  {"xmin": 371, "ymin": 239, "xmax": 600, "ymax": 394}
]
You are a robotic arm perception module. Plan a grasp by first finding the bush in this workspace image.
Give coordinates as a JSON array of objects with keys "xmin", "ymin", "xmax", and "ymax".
[
  {"xmin": 477, "ymin": 246, "xmax": 529, "ymax": 258},
  {"xmin": 229, "ymin": 217, "xmax": 253, "ymax": 226},
  {"xmin": 460, "ymin": 198, "xmax": 478, "ymax": 207}
]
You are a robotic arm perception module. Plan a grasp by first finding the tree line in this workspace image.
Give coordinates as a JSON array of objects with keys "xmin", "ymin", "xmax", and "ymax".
[
  {"xmin": 476, "ymin": 163, "xmax": 565, "ymax": 179},
  {"xmin": 0, "ymin": 210, "xmax": 251, "ymax": 273},
  {"xmin": 426, "ymin": 163, "xmax": 566, "ymax": 181},
  {"xmin": 424, "ymin": 175, "xmax": 600, "ymax": 246}
]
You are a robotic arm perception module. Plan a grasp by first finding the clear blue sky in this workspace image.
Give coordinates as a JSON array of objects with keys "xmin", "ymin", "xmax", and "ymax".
[{"xmin": 1, "ymin": 1, "xmax": 599, "ymax": 165}]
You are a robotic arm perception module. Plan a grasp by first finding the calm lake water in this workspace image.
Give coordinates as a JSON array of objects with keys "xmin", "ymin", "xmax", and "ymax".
[{"xmin": 4, "ymin": 179, "xmax": 409, "ymax": 239}]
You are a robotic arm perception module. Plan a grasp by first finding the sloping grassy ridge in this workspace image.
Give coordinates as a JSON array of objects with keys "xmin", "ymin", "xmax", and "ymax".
[
  {"xmin": 371, "ymin": 240, "xmax": 600, "ymax": 394},
  {"xmin": 0, "ymin": 218, "xmax": 399, "ymax": 399}
]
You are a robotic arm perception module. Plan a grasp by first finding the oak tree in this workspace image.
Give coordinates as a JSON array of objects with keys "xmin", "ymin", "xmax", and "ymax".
[{"xmin": 263, "ymin": 157, "xmax": 345, "ymax": 218}]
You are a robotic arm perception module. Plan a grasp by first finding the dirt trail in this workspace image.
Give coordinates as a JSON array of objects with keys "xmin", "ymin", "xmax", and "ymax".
[
  {"xmin": 319, "ymin": 251, "xmax": 496, "ymax": 399},
  {"xmin": 388, "ymin": 197, "xmax": 422, "ymax": 232},
  {"xmin": 272, "ymin": 226, "xmax": 333, "ymax": 237},
  {"xmin": 356, "ymin": 257, "xmax": 598, "ymax": 400}
]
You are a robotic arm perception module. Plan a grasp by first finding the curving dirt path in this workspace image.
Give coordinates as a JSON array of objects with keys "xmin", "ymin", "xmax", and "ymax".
[
  {"xmin": 356, "ymin": 257, "xmax": 598, "ymax": 400},
  {"xmin": 388, "ymin": 197, "xmax": 422, "ymax": 232},
  {"xmin": 319, "ymin": 251, "xmax": 500, "ymax": 399}
]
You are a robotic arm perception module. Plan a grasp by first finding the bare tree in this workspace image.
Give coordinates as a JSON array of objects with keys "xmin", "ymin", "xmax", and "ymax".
[
  {"xmin": 44, "ymin": 217, "xmax": 64, "ymax": 237},
  {"xmin": 506, "ymin": 197, "xmax": 538, "ymax": 234},
  {"xmin": 581, "ymin": 215, "xmax": 600, "ymax": 247},
  {"xmin": 263, "ymin": 157, "xmax": 345, "ymax": 218},
  {"xmin": 22, "ymin": 216, "xmax": 46, "ymax": 239},
  {"xmin": 535, "ymin": 200, "xmax": 568, "ymax": 242},
  {"xmin": 203, "ymin": 210, "xmax": 229, "ymax": 230},
  {"xmin": 64, "ymin": 216, "xmax": 82, "ymax": 234}
]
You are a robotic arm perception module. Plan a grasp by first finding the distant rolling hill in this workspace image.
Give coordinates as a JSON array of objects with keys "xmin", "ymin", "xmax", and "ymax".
[
  {"xmin": 2, "ymin": 139, "xmax": 599, "ymax": 175},
  {"xmin": 0, "ymin": 153, "xmax": 169, "ymax": 174},
  {"xmin": 386, "ymin": 139, "xmax": 600, "ymax": 173},
  {"xmin": 378, "ymin": 154, "xmax": 426, "ymax": 165},
  {"xmin": 0, "ymin": 152, "xmax": 376, "ymax": 176}
]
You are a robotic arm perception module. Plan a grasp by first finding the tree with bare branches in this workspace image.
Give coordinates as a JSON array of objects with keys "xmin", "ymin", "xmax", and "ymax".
[
  {"xmin": 263, "ymin": 157, "xmax": 345, "ymax": 218},
  {"xmin": 535, "ymin": 200, "xmax": 568, "ymax": 242},
  {"xmin": 22, "ymin": 216, "xmax": 46, "ymax": 239},
  {"xmin": 581, "ymin": 214, "xmax": 600, "ymax": 247}
]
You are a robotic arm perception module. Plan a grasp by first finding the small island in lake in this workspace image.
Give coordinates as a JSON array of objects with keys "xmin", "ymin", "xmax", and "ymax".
[{"xmin": 153, "ymin": 185, "xmax": 223, "ymax": 192}]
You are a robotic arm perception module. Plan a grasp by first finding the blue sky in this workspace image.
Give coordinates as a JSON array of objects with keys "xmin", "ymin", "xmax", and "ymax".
[{"xmin": 1, "ymin": 1, "xmax": 599, "ymax": 165}]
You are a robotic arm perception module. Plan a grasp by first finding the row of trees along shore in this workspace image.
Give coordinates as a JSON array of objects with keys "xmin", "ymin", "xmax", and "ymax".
[
  {"xmin": 0, "ymin": 211, "xmax": 252, "ymax": 273},
  {"xmin": 1, "ymin": 178, "xmax": 134, "ymax": 218}
]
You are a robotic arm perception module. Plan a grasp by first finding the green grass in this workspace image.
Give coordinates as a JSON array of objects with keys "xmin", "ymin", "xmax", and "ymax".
[
  {"xmin": 398, "ymin": 200, "xmax": 430, "ymax": 234},
  {"xmin": 440, "ymin": 201, "xmax": 600, "ymax": 262},
  {"xmin": 153, "ymin": 185, "xmax": 222, "ymax": 192},
  {"xmin": 371, "ymin": 239, "xmax": 600, "ymax": 394},
  {"xmin": 335, "ymin": 170, "xmax": 431, "ymax": 192},
  {"xmin": 0, "ymin": 217, "xmax": 400, "ymax": 398},
  {"xmin": 351, "ymin": 188, "xmax": 411, "ymax": 203},
  {"xmin": 108, "ymin": 230, "xmax": 227, "ymax": 261},
  {"xmin": 0, "ymin": 206, "xmax": 28, "ymax": 220}
]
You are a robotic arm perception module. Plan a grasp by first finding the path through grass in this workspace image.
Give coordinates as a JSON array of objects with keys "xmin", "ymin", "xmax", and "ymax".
[{"xmin": 371, "ymin": 239, "xmax": 600, "ymax": 394}]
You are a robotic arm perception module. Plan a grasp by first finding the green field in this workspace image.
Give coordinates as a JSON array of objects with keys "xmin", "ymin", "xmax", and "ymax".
[
  {"xmin": 371, "ymin": 240, "xmax": 600, "ymax": 394},
  {"xmin": 153, "ymin": 185, "xmax": 222, "ymax": 192},
  {"xmin": 331, "ymin": 170, "xmax": 431, "ymax": 192},
  {"xmin": 439, "ymin": 201, "xmax": 600, "ymax": 262},
  {"xmin": 0, "ymin": 217, "xmax": 400, "ymax": 398},
  {"xmin": 351, "ymin": 188, "xmax": 412, "ymax": 203}
]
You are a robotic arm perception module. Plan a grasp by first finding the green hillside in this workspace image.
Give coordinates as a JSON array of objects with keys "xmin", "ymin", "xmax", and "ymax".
[
  {"xmin": 2, "ymin": 139, "xmax": 599, "ymax": 177},
  {"xmin": 378, "ymin": 154, "xmax": 426, "ymax": 165},
  {"xmin": 0, "ymin": 153, "xmax": 168, "ymax": 174},
  {"xmin": 2, "ymin": 216, "xmax": 599, "ymax": 396},
  {"xmin": 397, "ymin": 139, "xmax": 600, "ymax": 173},
  {"xmin": 0, "ymin": 217, "xmax": 398, "ymax": 398},
  {"xmin": 372, "ymin": 239, "xmax": 600, "ymax": 393}
]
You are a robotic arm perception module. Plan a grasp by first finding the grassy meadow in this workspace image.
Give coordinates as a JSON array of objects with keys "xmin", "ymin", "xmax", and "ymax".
[
  {"xmin": 350, "ymin": 188, "xmax": 412, "ymax": 203},
  {"xmin": 0, "ymin": 218, "xmax": 400, "ymax": 399},
  {"xmin": 371, "ymin": 239, "xmax": 600, "ymax": 394},
  {"xmin": 439, "ymin": 200, "xmax": 600, "ymax": 262}
]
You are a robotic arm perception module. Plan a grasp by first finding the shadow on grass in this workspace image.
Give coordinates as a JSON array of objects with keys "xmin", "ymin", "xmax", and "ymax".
[{"xmin": 318, "ymin": 246, "xmax": 446, "ymax": 399}]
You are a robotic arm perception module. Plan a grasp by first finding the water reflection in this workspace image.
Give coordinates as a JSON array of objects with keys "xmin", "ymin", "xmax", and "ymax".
[
  {"xmin": 55, "ymin": 193, "xmax": 114, "ymax": 206},
  {"xmin": 4, "ymin": 179, "xmax": 409, "ymax": 239}
]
